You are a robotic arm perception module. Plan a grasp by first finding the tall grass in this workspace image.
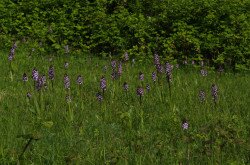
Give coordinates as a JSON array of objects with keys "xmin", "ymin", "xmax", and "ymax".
[{"xmin": 0, "ymin": 50, "xmax": 249, "ymax": 164}]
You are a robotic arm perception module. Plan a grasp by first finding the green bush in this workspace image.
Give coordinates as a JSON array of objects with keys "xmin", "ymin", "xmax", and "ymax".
[{"xmin": 0, "ymin": 0, "xmax": 249, "ymax": 69}]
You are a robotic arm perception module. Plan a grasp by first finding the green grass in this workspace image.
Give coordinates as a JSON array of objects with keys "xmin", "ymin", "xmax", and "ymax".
[{"xmin": 0, "ymin": 51, "xmax": 249, "ymax": 164}]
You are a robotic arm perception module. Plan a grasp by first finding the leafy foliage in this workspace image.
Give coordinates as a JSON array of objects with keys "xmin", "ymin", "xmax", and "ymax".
[{"xmin": 0, "ymin": 0, "xmax": 249, "ymax": 69}]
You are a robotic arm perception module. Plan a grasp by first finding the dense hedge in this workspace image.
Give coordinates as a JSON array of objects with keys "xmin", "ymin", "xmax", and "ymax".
[{"xmin": 0, "ymin": 0, "xmax": 249, "ymax": 69}]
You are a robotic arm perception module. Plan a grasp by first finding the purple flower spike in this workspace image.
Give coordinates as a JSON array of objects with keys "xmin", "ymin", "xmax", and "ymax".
[
  {"xmin": 211, "ymin": 84, "xmax": 218, "ymax": 103},
  {"xmin": 199, "ymin": 90, "xmax": 206, "ymax": 102},
  {"xmin": 139, "ymin": 72, "xmax": 144, "ymax": 81},
  {"xmin": 8, "ymin": 54, "xmax": 14, "ymax": 61},
  {"xmin": 100, "ymin": 76, "xmax": 107, "ymax": 91},
  {"xmin": 124, "ymin": 52, "xmax": 129, "ymax": 61},
  {"xmin": 64, "ymin": 74, "xmax": 70, "ymax": 90},
  {"xmin": 146, "ymin": 84, "xmax": 150, "ymax": 92},
  {"xmin": 111, "ymin": 60, "xmax": 117, "ymax": 70},
  {"xmin": 23, "ymin": 73, "xmax": 28, "ymax": 82},
  {"xmin": 36, "ymin": 76, "xmax": 43, "ymax": 91},
  {"xmin": 41, "ymin": 75, "xmax": 46, "ymax": 85},
  {"xmin": 152, "ymin": 71, "xmax": 157, "ymax": 82},
  {"xmin": 165, "ymin": 62, "xmax": 173, "ymax": 82},
  {"xmin": 8, "ymin": 42, "xmax": 17, "ymax": 61},
  {"xmin": 200, "ymin": 69, "xmax": 208, "ymax": 76},
  {"xmin": 156, "ymin": 64, "xmax": 164, "ymax": 74},
  {"xmin": 182, "ymin": 120, "xmax": 189, "ymax": 130},
  {"xmin": 96, "ymin": 92, "xmax": 103, "ymax": 102},
  {"xmin": 136, "ymin": 87, "xmax": 144, "ymax": 96},
  {"xmin": 154, "ymin": 53, "xmax": 160, "ymax": 65},
  {"xmin": 77, "ymin": 75, "xmax": 83, "ymax": 85},
  {"xmin": 123, "ymin": 82, "xmax": 129, "ymax": 91},
  {"xmin": 111, "ymin": 71, "xmax": 118, "ymax": 80},
  {"xmin": 32, "ymin": 68, "xmax": 39, "ymax": 81},
  {"xmin": 118, "ymin": 62, "xmax": 122, "ymax": 76},
  {"xmin": 48, "ymin": 65, "xmax": 55, "ymax": 80}
]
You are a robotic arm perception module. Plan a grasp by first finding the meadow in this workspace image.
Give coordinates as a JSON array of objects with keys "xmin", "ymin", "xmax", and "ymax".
[{"xmin": 0, "ymin": 48, "xmax": 250, "ymax": 164}]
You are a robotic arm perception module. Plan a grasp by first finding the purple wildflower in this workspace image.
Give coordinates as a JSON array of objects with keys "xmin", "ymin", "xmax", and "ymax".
[
  {"xmin": 8, "ymin": 42, "xmax": 17, "ymax": 61},
  {"xmin": 146, "ymin": 84, "xmax": 150, "ymax": 92},
  {"xmin": 32, "ymin": 68, "xmax": 39, "ymax": 81},
  {"xmin": 35, "ymin": 76, "xmax": 43, "ymax": 91},
  {"xmin": 165, "ymin": 62, "xmax": 173, "ymax": 82},
  {"xmin": 48, "ymin": 65, "xmax": 55, "ymax": 80},
  {"xmin": 139, "ymin": 72, "xmax": 144, "ymax": 81},
  {"xmin": 152, "ymin": 71, "xmax": 157, "ymax": 83},
  {"xmin": 77, "ymin": 75, "xmax": 83, "ymax": 85},
  {"xmin": 200, "ymin": 69, "xmax": 208, "ymax": 76},
  {"xmin": 8, "ymin": 53, "xmax": 14, "ymax": 61},
  {"xmin": 111, "ymin": 71, "xmax": 118, "ymax": 80},
  {"xmin": 96, "ymin": 92, "xmax": 103, "ymax": 102},
  {"xmin": 23, "ymin": 73, "xmax": 28, "ymax": 82},
  {"xmin": 182, "ymin": 120, "xmax": 189, "ymax": 130},
  {"xmin": 100, "ymin": 76, "xmax": 107, "ymax": 91},
  {"xmin": 111, "ymin": 60, "xmax": 116, "ymax": 70},
  {"xmin": 64, "ymin": 74, "xmax": 70, "ymax": 90},
  {"xmin": 123, "ymin": 82, "xmax": 129, "ymax": 91},
  {"xmin": 156, "ymin": 64, "xmax": 164, "ymax": 74},
  {"xmin": 199, "ymin": 90, "xmax": 206, "ymax": 102},
  {"xmin": 211, "ymin": 84, "xmax": 218, "ymax": 103},
  {"xmin": 154, "ymin": 53, "xmax": 160, "ymax": 65},
  {"xmin": 136, "ymin": 87, "xmax": 144, "ymax": 96},
  {"xmin": 118, "ymin": 62, "xmax": 122, "ymax": 76},
  {"xmin": 124, "ymin": 52, "xmax": 129, "ymax": 61},
  {"xmin": 41, "ymin": 75, "xmax": 46, "ymax": 85}
]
